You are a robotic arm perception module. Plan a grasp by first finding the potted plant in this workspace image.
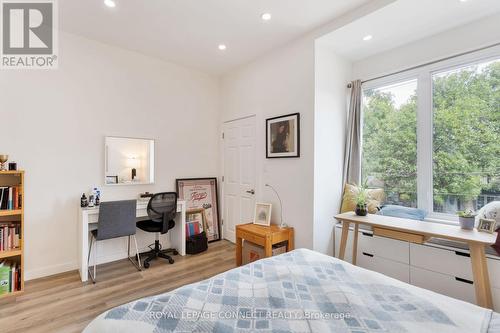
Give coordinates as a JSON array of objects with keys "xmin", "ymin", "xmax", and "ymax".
[
  {"xmin": 355, "ymin": 184, "xmax": 368, "ymax": 216},
  {"xmin": 457, "ymin": 209, "xmax": 476, "ymax": 230}
]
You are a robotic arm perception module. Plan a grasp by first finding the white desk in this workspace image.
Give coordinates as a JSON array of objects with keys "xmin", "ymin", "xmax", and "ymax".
[{"xmin": 78, "ymin": 200, "xmax": 186, "ymax": 282}]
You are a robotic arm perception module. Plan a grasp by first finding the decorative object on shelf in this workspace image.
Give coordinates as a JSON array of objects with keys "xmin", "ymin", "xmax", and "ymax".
[
  {"xmin": 80, "ymin": 193, "xmax": 88, "ymax": 208},
  {"xmin": 478, "ymin": 218, "xmax": 496, "ymax": 234},
  {"xmin": 140, "ymin": 192, "xmax": 154, "ymax": 199},
  {"xmin": 253, "ymin": 202, "xmax": 272, "ymax": 226},
  {"xmin": 266, "ymin": 113, "xmax": 300, "ymax": 158},
  {"xmin": 0, "ymin": 155, "xmax": 8, "ymax": 171},
  {"xmin": 341, "ymin": 183, "xmax": 384, "ymax": 214},
  {"xmin": 8, "ymin": 162, "xmax": 16, "ymax": 171},
  {"xmin": 106, "ymin": 175, "xmax": 118, "ymax": 185},
  {"xmin": 265, "ymin": 183, "xmax": 286, "ymax": 228},
  {"xmin": 128, "ymin": 157, "xmax": 139, "ymax": 181},
  {"xmin": 457, "ymin": 209, "xmax": 476, "ymax": 230},
  {"xmin": 176, "ymin": 178, "xmax": 221, "ymax": 242}
]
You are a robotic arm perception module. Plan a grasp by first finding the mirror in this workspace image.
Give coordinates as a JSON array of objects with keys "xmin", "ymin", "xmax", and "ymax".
[{"xmin": 105, "ymin": 136, "xmax": 155, "ymax": 185}]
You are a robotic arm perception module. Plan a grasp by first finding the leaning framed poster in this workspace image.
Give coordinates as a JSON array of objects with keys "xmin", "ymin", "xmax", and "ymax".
[{"xmin": 176, "ymin": 178, "xmax": 221, "ymax": 242}]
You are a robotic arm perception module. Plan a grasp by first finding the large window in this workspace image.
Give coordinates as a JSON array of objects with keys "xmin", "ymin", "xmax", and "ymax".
[
  {"xmin": 362, "ymin": 80, "xmax": 418, "ymax": 208},
  {"xmin": 432, "ymin": 60, "xmax": 500, "ymax": 214},
  {"xmin": 361, "ymin": 51, "xmax": 500, "ymax": 220}
]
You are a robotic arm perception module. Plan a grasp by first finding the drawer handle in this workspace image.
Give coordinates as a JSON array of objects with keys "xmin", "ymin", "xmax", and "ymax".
[
  {"xmin": 361, "ymin": 232, "xmax": 373, "ymax": 237},
  {"xmin": 362, "ymin": 252, "xmax": 374, "ymax": 257},
  {"xmin": 455, "ymin": 277, "xmax": 473, "ymax": 285},
  {"xmin": 454, "ymin": 251, "xmax": 470, "ymax": 258}
]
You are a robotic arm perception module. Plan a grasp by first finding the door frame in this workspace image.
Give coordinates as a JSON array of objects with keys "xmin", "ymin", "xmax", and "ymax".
[{"xmin": 220, "ymin": 114, "xmax": 257, "ymax": 241}]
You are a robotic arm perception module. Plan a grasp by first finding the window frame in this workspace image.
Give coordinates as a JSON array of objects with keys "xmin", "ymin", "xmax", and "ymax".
[{"xmin": 361, "ymin": 45, "xmax": 500, "ymax": 224}]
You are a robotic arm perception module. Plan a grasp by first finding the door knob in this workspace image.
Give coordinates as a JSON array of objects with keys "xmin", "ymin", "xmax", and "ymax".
[{"xmin": 246, "ymin": 189, "xmax": 255, "ymax": 195}]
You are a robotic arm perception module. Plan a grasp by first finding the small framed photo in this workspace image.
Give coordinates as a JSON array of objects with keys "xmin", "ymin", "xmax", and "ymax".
[
  {"xmin": 105, "ymin": 175, "xmax": 118, "ymax": 184},
  {"xmin": 253, "ymin": 203, "xmax": 272, "ymax": 226},
  {"xmin": 478, "ymin": 218, "xmax": 496, "ymax": 234},
  {"xmin": 266, "ymin": 113, "xmax": 300, "ymax": 158}
]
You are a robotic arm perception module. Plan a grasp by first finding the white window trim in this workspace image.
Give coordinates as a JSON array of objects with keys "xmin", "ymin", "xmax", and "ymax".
[{"xmin": 362, "ymin": 45, "xmax": 500, "ymax": 225}]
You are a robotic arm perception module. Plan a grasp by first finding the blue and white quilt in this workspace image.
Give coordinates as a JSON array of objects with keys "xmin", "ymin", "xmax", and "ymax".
[{"xmin": 84, "ymin": 249, "xmax": 495, "ymax": 333}]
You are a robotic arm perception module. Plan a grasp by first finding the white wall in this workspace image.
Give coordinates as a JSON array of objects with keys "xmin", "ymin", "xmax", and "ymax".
[
  {"xmin": 221, "ymin": 37, "xmax": 316, "ymax": 249},
  {"xmin": 0, "ymin": 32, "xmax": 220, "ymax": 280},
  {"xmin": 352, "ymin": 13, "xmax": 500, "ymax": 80},
  {"xmin": 313, "ymin": 43, "xmax": 351, "ymax": 254},
  {"xmin": 219, "ymin": 1, "xmax": 390, "ymax": 251}
]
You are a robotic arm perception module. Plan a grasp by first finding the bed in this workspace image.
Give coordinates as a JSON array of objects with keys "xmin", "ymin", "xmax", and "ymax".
[{"xmin": 84, "ymin": 248, "xmax": 499, "ymax": 332}]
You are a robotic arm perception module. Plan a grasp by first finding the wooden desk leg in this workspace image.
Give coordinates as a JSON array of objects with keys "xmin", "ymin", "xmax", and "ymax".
[
  {"xmin": 352, "ymin": 223, "xmax": 359, "ymax": 265},
  {"xmin": 265, "ymin": 235, "xmax": 272, "ymax": 257},
  {"xmin": 236, "ymin": 235, "xmax": 243, "ymax": 267},
  {"xmin": 338, "ymin": 221, "xmax": 350, "ymax": 260},
  {"xmin": 469, "ymin": 243, "xmax": 493, "ymax": 309},
  {"xmin": 288, "ymin": 229, "xmax": 295, "ymax": 251}
]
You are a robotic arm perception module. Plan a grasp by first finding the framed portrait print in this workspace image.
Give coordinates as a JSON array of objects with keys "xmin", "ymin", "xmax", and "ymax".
[
  {"xmin": 478, "ymin": 218, "xmax": 496, "ymax": 233},
  {"xmin": 176, "ymin": 178, "xmax": 221, "ymax": 242},
  {"xmin": 266, "ymin": 113, "xmax": 300, "ymax": 158},
  {"xmin": 253, "ymin": 203, "xmax": 272, "ymax": 226}
]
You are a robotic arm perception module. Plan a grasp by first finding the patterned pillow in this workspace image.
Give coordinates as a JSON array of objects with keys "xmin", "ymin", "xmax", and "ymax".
[{"xmin": 340, "ymin": 183, "xmax": 385, "ymax": 214}]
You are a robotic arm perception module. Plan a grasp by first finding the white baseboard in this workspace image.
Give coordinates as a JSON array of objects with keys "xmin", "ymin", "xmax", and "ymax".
[{"xmin": 25, "ymin": 261, "xmax": 78, "ymax": 281}]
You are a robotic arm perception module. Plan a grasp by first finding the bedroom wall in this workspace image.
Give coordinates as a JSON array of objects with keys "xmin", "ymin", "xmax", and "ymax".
[
  {"xmin": 313, "ymin": 44, "xmax": 351, "ymax": 255},
  {"xmin": 352, "ymin": 13, "xmax": 500, "ymax": 80},
  {"xmin": 220, "ymin": 1, "xmax": 390, "ymax": 251},
  {"xmin": 0, "ymin": 32, "xmax": 220, "ymax": 280},
  {"xmin": 221, "ymin": 37, "xmax": 316, "ymax": 250}
]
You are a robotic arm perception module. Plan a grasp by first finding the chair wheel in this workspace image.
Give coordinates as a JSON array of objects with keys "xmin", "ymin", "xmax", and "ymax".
[
  {"xmin": 168, "ymin": 258, "xmax": 174, "ymax": 264},
  {"xmin": 173, "ymin": 250, "xmax": 179, "ymax": 256},
  {"xmin": 143, "ymin": 261, "xmax": 150, "ymax": 269}
]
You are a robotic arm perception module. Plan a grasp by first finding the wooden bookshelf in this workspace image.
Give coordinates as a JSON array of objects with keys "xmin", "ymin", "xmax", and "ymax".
[{"xmin": 0, "ymin": 170, "xmax": 24, "ymax": 298}]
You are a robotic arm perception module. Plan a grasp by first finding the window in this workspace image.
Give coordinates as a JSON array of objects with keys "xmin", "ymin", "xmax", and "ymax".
[
  {"xmin": 362, "ymin": 79, "xmax": 418, "ymax": 208},
  {"xmin": 432, "ymin": 60, "xmax": 500, "ymax": 214},
  {"xmin": 361, "ymin": 50, "xmax": 500, "ymax": 221}
]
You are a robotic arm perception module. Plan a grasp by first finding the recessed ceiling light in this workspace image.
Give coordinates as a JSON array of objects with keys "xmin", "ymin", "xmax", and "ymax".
[
  {"xmin": 218, "ymin": 44, "xmax": 227, "ymax": 51},
  {"xmin": 104, "ymin": 0, "xmax": 116, "ymax": 8},
  {"xmin": 363, "ymin": 35, "xmax": 373, "ymax": 41},
  {"xmin": 261, "ymin": 13, "xmax": 272, "ymax": 21},
  {"xmin": 459, "ymin": 0, "xmax": 468, "ymax": 2}
]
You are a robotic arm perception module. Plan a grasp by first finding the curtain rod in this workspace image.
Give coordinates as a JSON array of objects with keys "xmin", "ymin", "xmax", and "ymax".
[{"xmin": 347, "ymin": 42, "xmax": 500, "ymax": 88}]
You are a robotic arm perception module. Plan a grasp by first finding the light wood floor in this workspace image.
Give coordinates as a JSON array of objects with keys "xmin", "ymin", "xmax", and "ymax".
[{"xmin": 0, "ymin": 240, "xmax": 235, "ymax": 333}]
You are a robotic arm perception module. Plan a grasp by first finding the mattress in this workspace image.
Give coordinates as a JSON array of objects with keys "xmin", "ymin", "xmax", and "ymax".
[{"xmin": 85, "ymin": 248, "xmax": 497, "ymax": 333}]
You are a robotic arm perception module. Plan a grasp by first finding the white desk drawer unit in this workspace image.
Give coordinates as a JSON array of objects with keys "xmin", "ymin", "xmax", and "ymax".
[
  {"xmin": 357, "ymin": 247, "xmax": 410, "ymax": 283},
  {"xmin": 334, "ymin": 223, "xmax": 500, "ymax": 311},
  {"xmin": 358, "ymin": 231, "xmax": 409, "ymax": 264},
  {"xmin": 410, "ymin": 266, "xmax": 476, "ymax": 304},
  {"xmin": 410, "ymin": 243, "xmax": 473, "ymax": 281}
]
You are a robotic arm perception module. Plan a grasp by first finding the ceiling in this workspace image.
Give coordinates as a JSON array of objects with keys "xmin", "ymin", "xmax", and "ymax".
[
  {"xmin": 320, "ymin": 0, "xmax": 500, "ymax": 61},
  {"xmin": 60, "ymin": 0, "xmax": 371, "ymax": 75}
]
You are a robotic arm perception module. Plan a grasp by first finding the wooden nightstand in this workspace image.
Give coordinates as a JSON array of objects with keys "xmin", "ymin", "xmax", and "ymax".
[{"xmin": 235, "ymin": 223, "xmax": 294, "ymax": 266}]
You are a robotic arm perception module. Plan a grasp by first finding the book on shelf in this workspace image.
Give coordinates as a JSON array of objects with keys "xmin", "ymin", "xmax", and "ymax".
[
  {"xmin": 0, "ymin": 223, "xmax": 21, "ymax": 252},
  {"xmin": 0, "ymin": 260, "xmax": 21, "ymax": 294},
  {"xmin": 0, "ymin": 186, "xmax": 22, "ymax": 210}
]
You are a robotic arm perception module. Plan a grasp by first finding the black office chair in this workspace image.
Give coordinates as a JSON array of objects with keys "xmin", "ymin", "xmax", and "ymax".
[{"xmin": 136, "ymin": 192, "xmax": 179, "ymax": 268}]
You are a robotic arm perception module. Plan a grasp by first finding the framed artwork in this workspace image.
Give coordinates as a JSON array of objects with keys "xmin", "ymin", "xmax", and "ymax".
[
  {"xmin": 478, "ymin": 218, "xmax": 496, "ymax": 233},
  {"xmin": 253, "ymin": 203, "xmax": 272, "ymax": 226},
  {"xmin": 266, "ymin": 113, "xmax": 300, "ymax": 158},
  {"xmin": 176, "ymin": 178, "xmax": 221, "ymax": 242}
]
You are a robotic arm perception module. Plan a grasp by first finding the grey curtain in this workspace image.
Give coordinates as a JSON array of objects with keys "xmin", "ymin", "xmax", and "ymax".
[{"xmin": 342, "ymin": 80, "xmax": 362, "ymax": 186}]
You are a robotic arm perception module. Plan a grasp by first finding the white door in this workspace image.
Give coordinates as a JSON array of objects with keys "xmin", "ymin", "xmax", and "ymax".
[{"xmin": 223, "ymin": 116, "xmax": 256, "ymax": 242}]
